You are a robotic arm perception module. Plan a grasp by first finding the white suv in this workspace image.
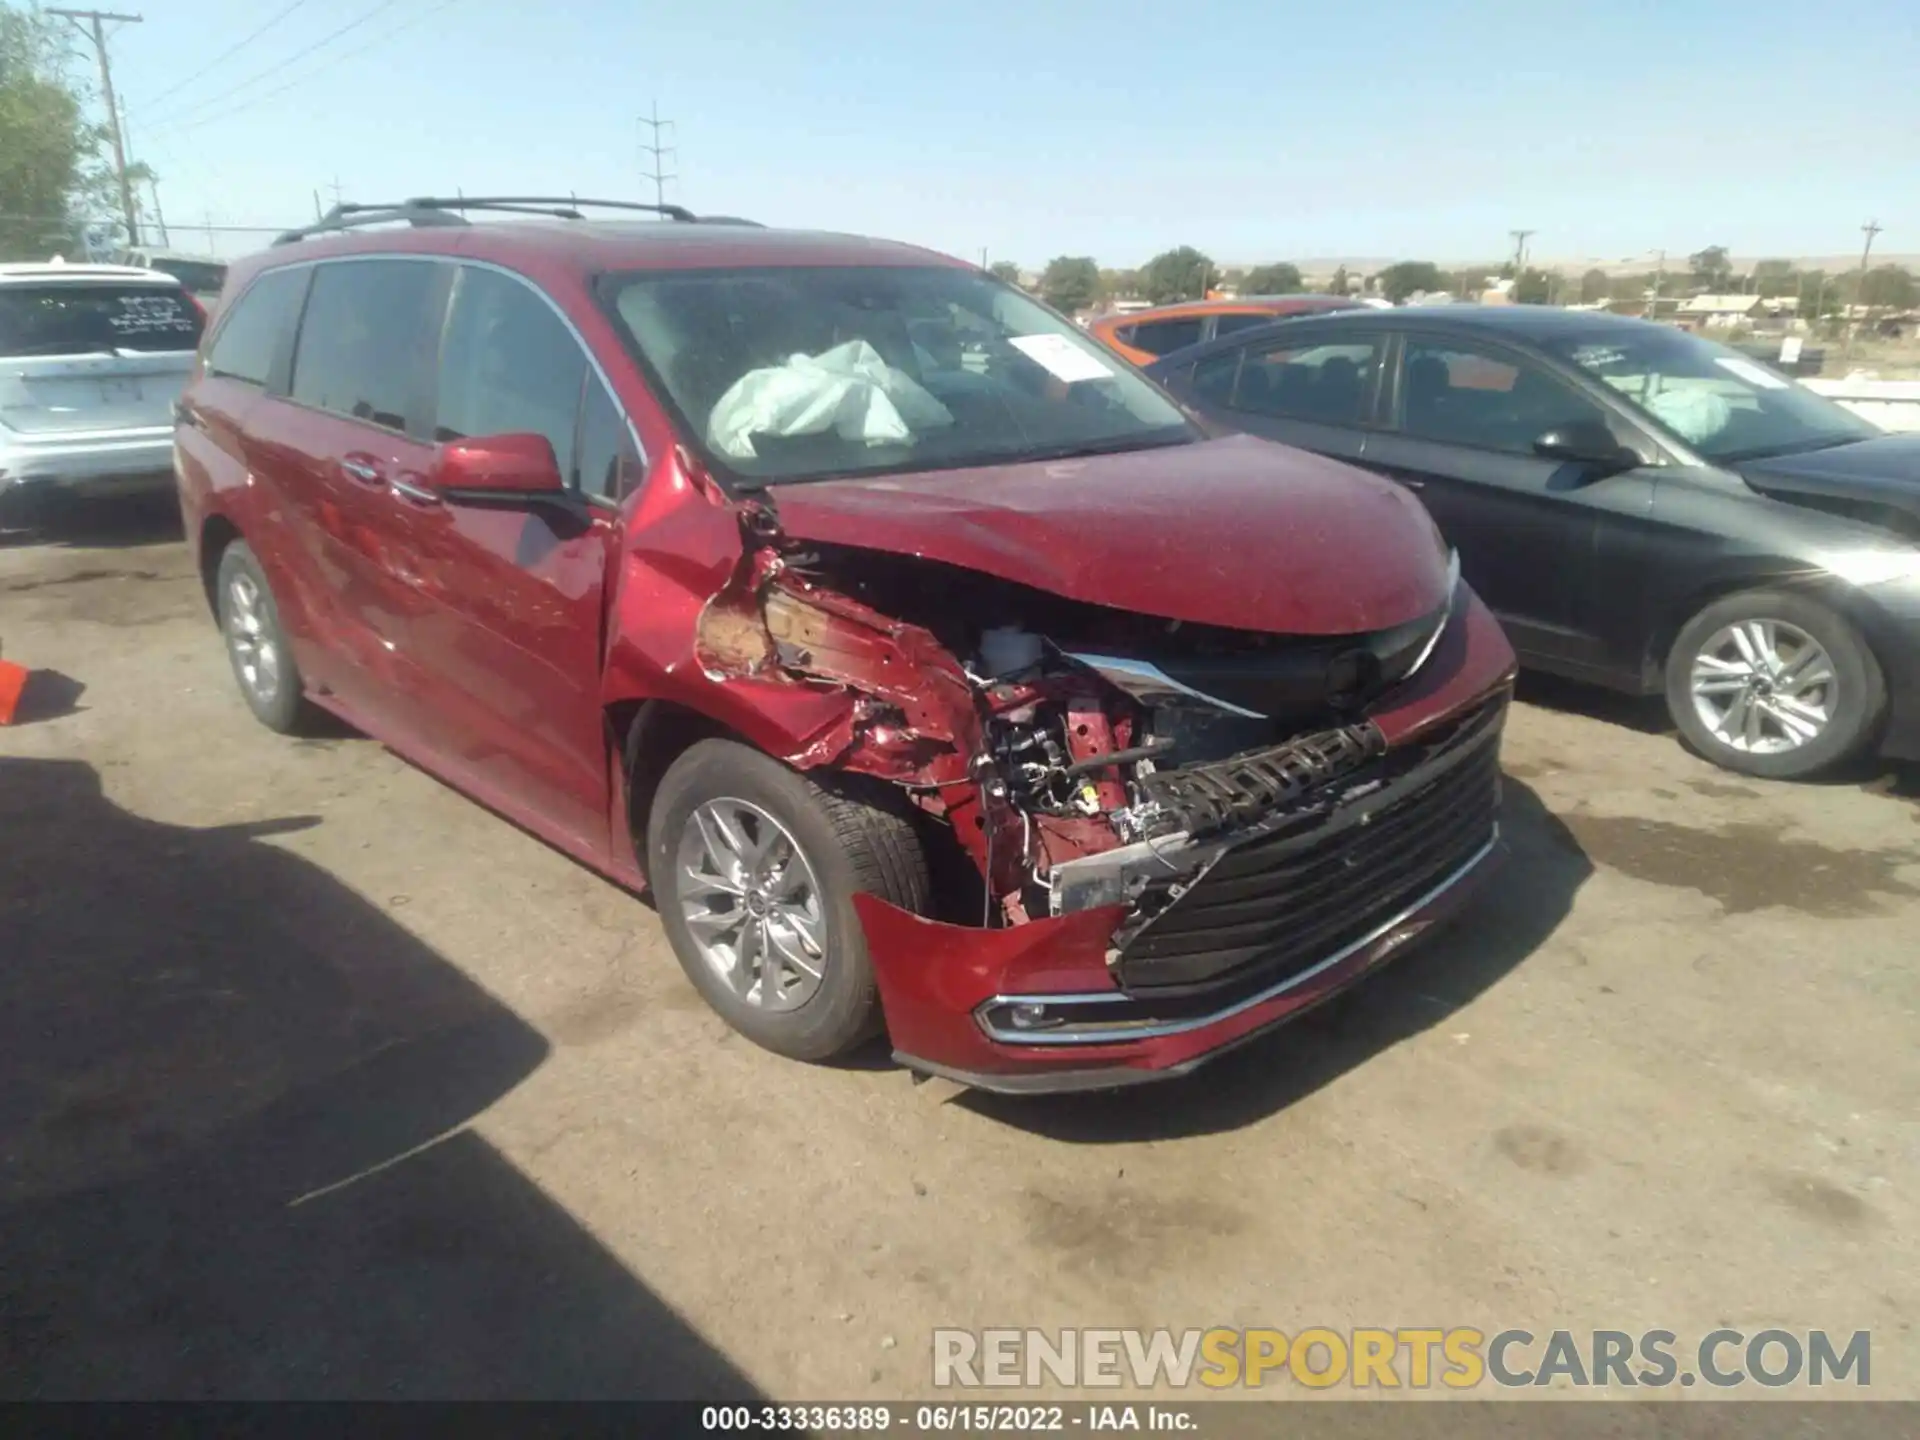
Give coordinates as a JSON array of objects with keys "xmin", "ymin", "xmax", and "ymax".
[{"xmin": 0, "ymin": 261, "xmax": 205, "ymax": 521}]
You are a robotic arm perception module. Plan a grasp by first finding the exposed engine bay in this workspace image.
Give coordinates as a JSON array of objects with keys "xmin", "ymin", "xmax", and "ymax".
[{"xmin": 695, "ymin": 512, "xmax": 1466, "ymax": 968}]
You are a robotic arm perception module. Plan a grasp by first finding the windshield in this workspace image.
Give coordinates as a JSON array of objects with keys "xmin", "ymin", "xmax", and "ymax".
[
  {"xmin": 0, "ymin": 283, "xmax": 203, "ymax": 358},
  {"xmin": 1542, "ymin": 326, "xmax": 1877, "ymax": 462},
  {"xmin": 607, "ymin": 265, "xmax": 1195, "ymax": 485}
]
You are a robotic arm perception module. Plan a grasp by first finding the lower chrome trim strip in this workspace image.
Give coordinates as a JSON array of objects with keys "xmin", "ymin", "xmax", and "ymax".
[{"xmin": 977, "ymin": 823, "xmax": 1500, "ymax": 1045}]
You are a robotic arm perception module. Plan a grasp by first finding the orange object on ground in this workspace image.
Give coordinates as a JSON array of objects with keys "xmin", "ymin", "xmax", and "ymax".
[{"xmin": 0, "ymin": 656, "xmax": 29, "ymax": 725}]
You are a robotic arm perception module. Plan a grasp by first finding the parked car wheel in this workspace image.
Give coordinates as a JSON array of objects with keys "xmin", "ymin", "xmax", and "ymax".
[
  {"xmin": 647, "ymin": 738, "xmax": 931, "ymax": 1061},
  {"xmin": 215, "ymin": 541, "xmax": 310, "ymax": 734},
  {"xmin": 1664, "ymin": 590, "xmax": 1885, "ymax": 780}
]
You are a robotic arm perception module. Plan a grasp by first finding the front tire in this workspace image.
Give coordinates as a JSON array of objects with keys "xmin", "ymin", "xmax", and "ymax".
[
  {"xmin": 215, "ymin": 541, "xmax": 311, "ymax": 734},
  {"xmin": 647, "ymin": 739, "xmax": 931, "ymax": 1061},
  {"xmin": 1664, "ymin": 589, "xmax": 1884, "ymax": 780}
]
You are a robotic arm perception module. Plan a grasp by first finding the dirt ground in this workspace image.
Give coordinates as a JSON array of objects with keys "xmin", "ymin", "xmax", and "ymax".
[{"xmin": 3, "ymin": 498, "xmax": 1918, "ymax": 1405}]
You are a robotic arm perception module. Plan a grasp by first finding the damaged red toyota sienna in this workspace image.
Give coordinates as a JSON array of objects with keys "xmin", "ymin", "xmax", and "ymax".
[{"xmin": 174, "ymin": 197, "xmax": 1517, "ymax": 1094}]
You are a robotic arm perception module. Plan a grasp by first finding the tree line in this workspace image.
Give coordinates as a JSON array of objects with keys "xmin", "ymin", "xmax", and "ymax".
[
  {"xmin": 0, "ymin": 2, "xmax": 152, "ymax": 259},
  {"xmin": 1017, "ymin": 241, "xmax": 1916, "ymax": 318}
]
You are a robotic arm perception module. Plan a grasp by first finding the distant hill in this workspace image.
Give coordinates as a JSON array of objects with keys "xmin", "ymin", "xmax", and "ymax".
[{"xmin": 1241, "ymin": 254, "xmax": 1920, "ymax": 278}]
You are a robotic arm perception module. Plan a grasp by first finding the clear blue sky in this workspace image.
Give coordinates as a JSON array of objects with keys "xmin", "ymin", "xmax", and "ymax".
[{"xmin": 107, "ymin": 0, "xmax": 1918, "ymax": 267}]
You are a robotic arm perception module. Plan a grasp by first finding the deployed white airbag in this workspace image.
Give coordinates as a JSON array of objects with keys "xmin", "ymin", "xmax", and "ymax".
[
  {"xmin": 1644, "ymin": 384, "xmax": 1733, "ymax": 444},
  {"xmin": 706, "ymin": 339, "xmax": 953, "ymax": 459}
]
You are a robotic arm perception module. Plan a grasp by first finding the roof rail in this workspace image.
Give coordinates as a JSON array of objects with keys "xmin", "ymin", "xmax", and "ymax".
[{"xmin": 272, "ymin": 195, "xmax": 756, "ymax": 247}]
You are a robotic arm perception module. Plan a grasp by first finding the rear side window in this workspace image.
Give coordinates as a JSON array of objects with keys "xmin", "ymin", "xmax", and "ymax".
[
  {"xmin": 0, "ymin": 283, "xmax": 202, "ymax": 358},
  {"xmin": 434, "ymin": 266, "xmax": 586, "ymax": 481},
  {"xmin": 1231, "ymin": 338, "xmax": 1382, "ymax": 425},
  {"xmin": 291, "ymin": 260, "xmax": 440, "ymax": 433},
  {"xmin": 1190, "ymin": 348, "xmax": 1243, "ymax": 404},
  {"xmin": 1128, "ymin": 317, "xmax": 1205, "ymax": 357},
  {"xmin": 205, "ymin": 267, "xmax": 308, "ymax": 386}
]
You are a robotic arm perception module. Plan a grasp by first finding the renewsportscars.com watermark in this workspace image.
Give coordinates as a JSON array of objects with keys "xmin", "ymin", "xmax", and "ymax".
[{"xmin": 933, "ymin": 1328, "xmax": 1872, "ymax": 1391}]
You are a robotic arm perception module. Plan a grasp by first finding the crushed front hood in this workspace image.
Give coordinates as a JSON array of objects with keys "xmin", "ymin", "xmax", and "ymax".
[{"xmin": 760, "ymin": 435, "xmax": 1451, "ymax": 636}]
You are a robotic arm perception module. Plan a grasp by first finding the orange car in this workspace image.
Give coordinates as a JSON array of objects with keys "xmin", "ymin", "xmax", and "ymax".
[{"xmin": 1090, "ymin": 295, "xmax": 1361, "ymax": 366}]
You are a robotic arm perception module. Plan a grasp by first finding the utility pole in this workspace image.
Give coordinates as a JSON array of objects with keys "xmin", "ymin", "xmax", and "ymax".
[
  {"xmin": 1843, "ymin": 219, "xmax": 1882, "ymax": 362},
  {"xmin": 638, "ymin": 103, "xmax": 677, "ymax": 211},
  {"xmin": 50, "ymin": 9, "xmax": 143, "ymax": 247},
  {"xmin": 147, "ymin": 176, "xmax": 168, "ymax": 246},
  {"xmin": 1509, "ymin": 228, "xmax": 1534, "ymax": 275}
]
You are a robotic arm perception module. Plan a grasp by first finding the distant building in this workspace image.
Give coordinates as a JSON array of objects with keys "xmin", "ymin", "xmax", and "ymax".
[{"xmin": 1677, "ymin": 294, "xmax": 1764, "ymax": 327}]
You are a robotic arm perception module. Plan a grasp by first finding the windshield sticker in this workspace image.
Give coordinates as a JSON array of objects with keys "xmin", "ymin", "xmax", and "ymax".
[
  {"xmin": 1569, "ymin": 344, "xmax": 1627, "ymax": 369},
  {"xmin": 1713, "ymin": 355, "xmax": 1790, "ymax": 390},
  {"xmin": 108, "ymin": 295, "xmax": 197, "ymax": 336},
  {"xmin": 1009, "ymin": 333, "xmax": 1117, "ymax": 384}
]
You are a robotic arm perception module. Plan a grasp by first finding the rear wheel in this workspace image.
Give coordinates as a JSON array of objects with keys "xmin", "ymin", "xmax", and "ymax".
[
  {"xmin": 216, "ymin": 541, "xmax": 311, "ymax": 734},
  {"xmin": 1664, "ymin": 590, "xmax": 1884, "ymax": 780},
  {"xmin": 647, "ymin": 738, "xmax": 930, "ymax": 1061}
]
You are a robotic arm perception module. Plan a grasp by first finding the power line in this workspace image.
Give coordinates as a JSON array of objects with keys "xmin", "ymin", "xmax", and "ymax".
[
  {"xmin": 48, "ymin": 9, "xmax": 144, "ymax": 246},
  {"xmin": 639, "ymin": 102, "xmax": 676, "ymax": 211},
  {"xmin": 0, "ymin": 211, "xmax": 290, "ymax": 234},
  {"xmin": 146, "ymin": 0, "xmax": 460, "ymax": 138},
  {"xmin": 136, "ymin": 0, "xmax": 309, "ymax": 110},
  {"xmin": 141, "ymin": 0, "xmax": 403, "ymax": 130}
]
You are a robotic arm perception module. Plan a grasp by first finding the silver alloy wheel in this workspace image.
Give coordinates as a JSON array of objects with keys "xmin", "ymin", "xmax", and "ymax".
[
  {"xmin": 1689, "ymin": 618, "xmax": 1836, "ymax": 755},
  {"xmin": 674, "ymin": 797, "xmax": 828, "ymax": 1011},
  {"xmin": 224, "ymin": 572, "xmax": 281, "ymax": 706}
]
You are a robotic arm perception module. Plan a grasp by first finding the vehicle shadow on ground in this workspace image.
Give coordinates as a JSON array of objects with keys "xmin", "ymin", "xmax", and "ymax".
[
  {"xmin": 961, "ymin": 779, "xmax": 1591, "ymax": 1142},
  {"xmin": 0, "ymin": 493, "xmax": 185, "ymax": 552},
  {"xmin": 0, "ymin": 756, "xmax": 759, "ymax": 1401},
  {"xmin": 1513, "ymin": 669, "xmax": 1673, "ymax": 736}
]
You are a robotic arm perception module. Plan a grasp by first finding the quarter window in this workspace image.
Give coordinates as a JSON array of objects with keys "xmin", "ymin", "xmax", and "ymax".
[
  {"xmin": 1231, "ymin": 338, "xmax": 1381, "ymax": 425},
  {"xmin": 205, "ymin": 267, "xmax": 306, "ymax": 385},
  {"xmin": 1128, "ymin": 317, "xmax": 1205, "ymax": 357},
  {"xmin": 1398, "ymin": 337, "xmax": 1608, "ymax": 454},
  {"xmin": 576, "ymin": 375, "xmax": 641, "ymax": 501},
  {"xmin": 289, "ymin": 260, "xmax": 439, "ymax": 432},
  {"xmin": 435, "ymin": 266, "xmax": 588, "ymax": 484}
]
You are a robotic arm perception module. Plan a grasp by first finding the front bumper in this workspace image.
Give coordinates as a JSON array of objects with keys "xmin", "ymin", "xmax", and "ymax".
[
  {"xmin": 859, "ymin": 592, "xmax": 1518, "ymax": 1095},
  {"xmin": 0, "ymin": 428, "xmax": 176, "ymax": 495},
  {"xmin": 867, "ymin": 829, "xmax": 1502, "ymax": 1094}
]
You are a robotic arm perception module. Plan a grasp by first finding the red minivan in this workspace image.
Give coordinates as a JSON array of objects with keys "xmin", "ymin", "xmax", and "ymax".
[{"xmin": 174, "ymin": 197, "xmax": 1517, "ymax": 1093}]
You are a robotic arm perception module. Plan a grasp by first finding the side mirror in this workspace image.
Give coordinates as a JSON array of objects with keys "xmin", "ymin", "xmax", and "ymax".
[
  {"xmin": 1533, "ymin": 420, "xmax": 1635, "ymax": 475},
  {"xmin": 430, "ymin": 432, "xmax": 567, "ymax": 504}
]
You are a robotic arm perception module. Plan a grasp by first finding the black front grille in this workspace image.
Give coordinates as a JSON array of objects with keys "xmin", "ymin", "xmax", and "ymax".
[{"xmin": 1116, "ymin": 711, "xmax": 1503, "ymax": 993}]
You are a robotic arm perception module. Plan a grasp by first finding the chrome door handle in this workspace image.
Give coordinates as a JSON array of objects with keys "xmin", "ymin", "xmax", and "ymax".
[
  {"xmin": 389, "ymin": 476, "xmax": 439, "ymax": 504},
  {"xmin": 340, "ymin": 457, "xmax": 382, "ymax": 485}
]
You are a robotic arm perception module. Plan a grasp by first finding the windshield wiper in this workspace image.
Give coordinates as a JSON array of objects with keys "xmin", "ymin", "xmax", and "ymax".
[{"xmin": 1017, "ymin": 431, "xmax": 1196, "ymax": 465}]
